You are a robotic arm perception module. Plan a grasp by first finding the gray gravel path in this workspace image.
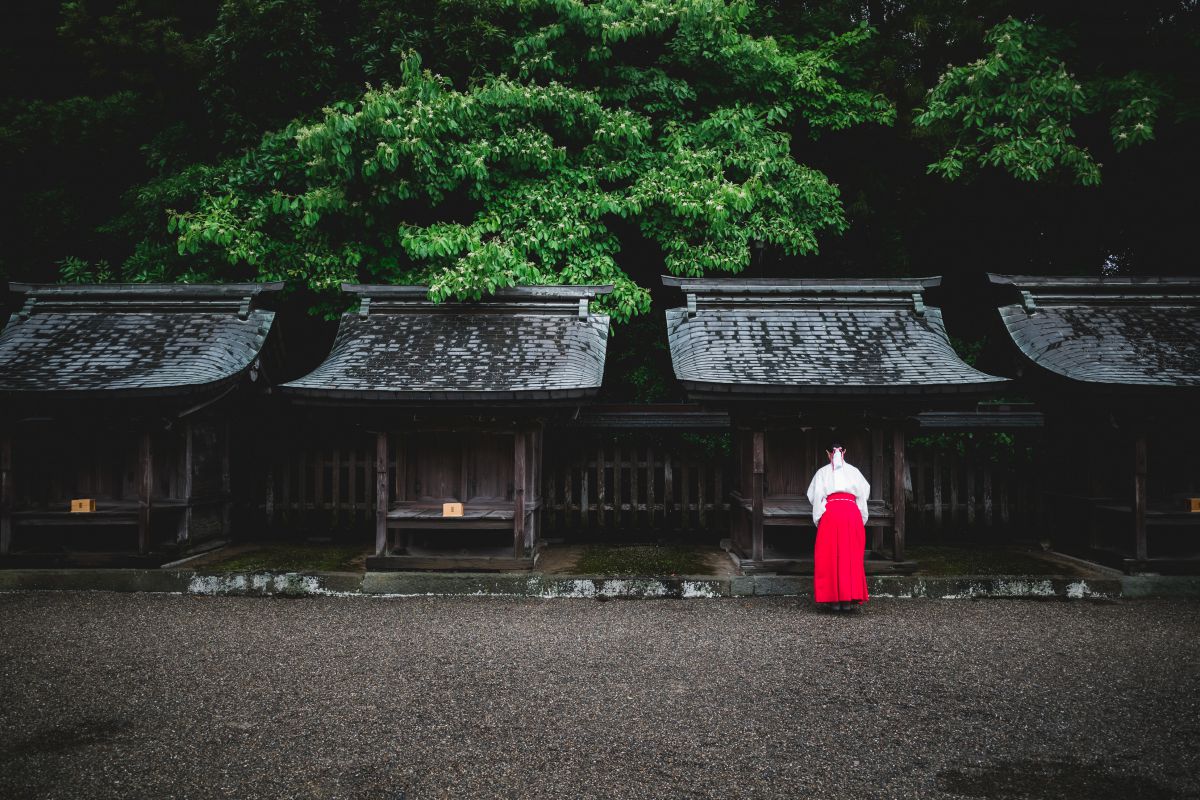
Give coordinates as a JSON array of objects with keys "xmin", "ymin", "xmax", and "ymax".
[{"xmin": 0, "ymin": 593, "xmax": 1197, "ymax": 800}]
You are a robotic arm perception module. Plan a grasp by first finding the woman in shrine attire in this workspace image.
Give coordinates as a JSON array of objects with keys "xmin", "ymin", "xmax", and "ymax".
[{"xmin": 806, "ymin": 438, "xmax": 870, "ymax": 612}]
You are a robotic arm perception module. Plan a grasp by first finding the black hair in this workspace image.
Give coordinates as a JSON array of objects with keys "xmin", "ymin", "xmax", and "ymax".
[{"xmin": 827, "ymin": 439, "xmax": 845, "ymax": 451}]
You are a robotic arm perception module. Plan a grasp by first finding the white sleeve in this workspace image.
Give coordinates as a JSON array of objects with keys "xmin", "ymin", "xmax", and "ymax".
[
  {"xmin": 807, "ymin": 468, "xmax": 825, "ymax": 526},
  {"xmin": 856, "ymin": 470, "xmax": 870, "ymax": 525}
]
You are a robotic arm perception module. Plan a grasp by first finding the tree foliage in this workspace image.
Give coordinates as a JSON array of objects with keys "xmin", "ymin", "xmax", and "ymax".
[
  {"xmin": 2, "ymin": 0, "xmax": 1197, "ymax": 317},
  {"xmin": 915, "ymin": 17, "xmax": 1164, "ymax": 185},
  {"xmin": 164, "ymin": 0, "xmax": 892, "ymax": 320}
]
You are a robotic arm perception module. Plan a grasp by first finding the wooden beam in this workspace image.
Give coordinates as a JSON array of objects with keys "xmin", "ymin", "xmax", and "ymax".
[
  {"xmin": 646, "ymin": 445, "xmax": 655, "ymax": 526},
  {"xmin": 681, "ymin": 458, "xmax": 690, "ymax": 530},
  {"xmin": 513, "ymin": 429, "xmax": 527, "ymax": 558},
  {"xmin": 613, "ymin": 441, "xmax": 622, "ymax": 529},
  {"xmin": 375, "ymin": 431, "xmax": 388, "ymax": 556},
  {"xmin": 395, "ymin": 433, "xmax": 407, "ymax": 503},
  {"xmin": 579, "ymin": 452, "xmax": 588, "ymax": 529},
  {"xmin": 892, "ymin": 427, "xmax": 906, "ymax": 562},
  {"xmin": 138, "ymin": 431, "xmax": 153, "ymax": 555},
  {"xmin": 221, "ymin": 421, "xmax": 231, "ymax": 538},
  {"xmin": 315, "ymin": 443, "xmax": 326, "ymax": 513},
  {"xmin": 1134, "ymin": 432, "xmax": 1148, "ymax": 562},
  {"xmin": 663, "ymin": 453, "xmax": 673, "ymax": 523},
  {"xmin": 629, "ymin": 441, "xmax": 639, "ymax": 527},
  {"xmin": 871, "ymin": 427, "xmax": 884, "ymax": 554},
  {"xmin": 531, "ymin": 425, "xmax": 542, "ymax": 550},
  {"xmin": 347, "ymin": 443, "xmax": 357, "ymax": 513},
  {"xmin": 264, "ymin": 462, "xmax": 275, "ymax": 529},
  {"xmin": 177, "ymin": 422, "xmax": 193, "ymax": 544},
  {"xmin": 596, "ymin": 441, "xmax": 606, "ymax": 527},
  {"xmin": 751, "ymin": 430, "xmax": 764, "ymax": 562},
  {"xmin": 932, "ymin": 450, "xmax": 943, "ymax": 528},
  {"xmin": 948, "ymin": 452, "xmax": 959, "ymax": 529},
  {"xmin": 1, "ymin": 432, "xmax": 12, "ymax": 556},
  {"xmin": 983, "ymin": 468, "xmax": 993, "ymax": 526}
]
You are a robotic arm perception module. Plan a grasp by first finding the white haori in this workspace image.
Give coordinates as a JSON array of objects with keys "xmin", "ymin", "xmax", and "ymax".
[{"xmin": 806, "ymin": 461, "xmax": 870, "ymax": 526}]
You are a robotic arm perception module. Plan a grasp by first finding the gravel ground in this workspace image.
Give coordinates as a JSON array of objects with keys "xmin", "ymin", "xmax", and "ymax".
[{"xmin": 1, "ymin": 594, "xmax": 1198, "ymax": 800}]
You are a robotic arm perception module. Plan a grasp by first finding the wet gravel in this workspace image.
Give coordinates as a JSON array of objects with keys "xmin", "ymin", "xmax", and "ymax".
[{"xmin": 0, "ymin": 593, "xmax": 1197, "ymax": 800}]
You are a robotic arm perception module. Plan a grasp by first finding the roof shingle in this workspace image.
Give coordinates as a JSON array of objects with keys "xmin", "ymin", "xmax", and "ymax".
[
  {"xmin": 663, "ymin": 276, "xmax": 1006, "ymax": 395},
  {"xmin": 989, "ymin": 274, "xmax": 1200, "ymax": 387},
  {"xmin": 0, "ymin": 282, "xmax": 280, "ymax": 397},
  {"xmin": 281, "ymin": 284, "xmax": 611, "ymax": 402}
]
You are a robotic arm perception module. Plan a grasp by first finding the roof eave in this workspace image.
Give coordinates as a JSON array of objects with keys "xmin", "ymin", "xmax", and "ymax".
[
  {"xmin": 680, "ymin": 378, "xmax": 1009, "ymax": 398},
  {"xmin": 278, "ymin": 385, "xmax": 602, "ymax": 405}
]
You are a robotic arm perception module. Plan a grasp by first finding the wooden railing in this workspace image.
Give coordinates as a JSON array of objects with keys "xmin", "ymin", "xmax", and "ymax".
[
  {"xmin": 905, "ymin": 447, "xmax": 1038, "ymax": 533},
  {"xmin": 262, "ymin": 434, "xmax": 381, "ymax": 532},
  {"xmin": 540, "ymin": 434, "xmax": 730, "ymax": 534},
  {"xmin": 257, "ymin": 434, "xmax": 1036, "ymax": 539}
]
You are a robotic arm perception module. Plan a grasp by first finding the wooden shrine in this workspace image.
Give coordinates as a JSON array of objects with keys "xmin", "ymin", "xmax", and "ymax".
[
  {"xmin": 280, "ymin": 284, "xmax": 611, "ymax": 571},
  {"xmin": 664, "ymin": 276, "xmax": 1008, "ymax": 574},
  {"xmin": 0, "ymin": 282, "xmax": 282, "ymax": 565},
  {"xmin": 989, "ymin": 274, "xmax": 1200, "ymax": 573}
]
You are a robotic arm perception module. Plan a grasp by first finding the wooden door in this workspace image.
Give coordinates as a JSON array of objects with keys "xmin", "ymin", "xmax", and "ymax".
[
  {"xmin": 465, "ymin": 433, "xmax": 514, "ymax": 502},
  {"xmin": 408, "ymin": 433, "xmax": 463, "ymax": 501}
]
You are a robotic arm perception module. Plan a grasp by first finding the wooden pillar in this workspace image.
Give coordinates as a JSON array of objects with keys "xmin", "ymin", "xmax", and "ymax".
[
  {"xmin": 395, "ymin": 433, "xmax": 407, "ymax": 503},
  {"xmin": 613, "ymin": 441, "xmax": 622, "ymax": 529},
  {"xmin": 138, "ymin": 431, "xmax": 153, "ymax": 555},
  {"xmin": 394, "ymin": 433, "xmax": 407, "ymax": 554},
  {"xmin": 891, "ymin": 427, "xmax": 906, "ymax": 562},
  {"xmin": 375, "ymin": 431, "xmax": 388, "ymax": 556},
  {"xmin": 870, "ymin": 427, "xmax": 884, "ymax": 554},
  {"xmin": 513, "ymin": 429, "xmax": 527, "ymax": 558},
  {"xmin": 1134, "ymin": 432, "xmax": 1148, "ymax": 562},
  {"xmin": 531, "ymin": 425, "xmax": 542, "ymax": 550},
  {"xmin": 596, "ymin": 441, "xmax": 606, "ymax": 528},
  {"xmin": 221, "ymin": 420, "xmax": 232, "ymax": 537},
  {"xmin": 751, "ymin": 429, "xmax": 764, "ymax": 562},
  {"xmin": 177, "ymin": 422, "xmax": 194, "ymax": 544},
  {"xmin": 1, "ymin": 432, "xmax": 12, "ymax": 556},
  {"xmin": 662, "ymin": 452, "xmax": 672, "ymax": 525}
]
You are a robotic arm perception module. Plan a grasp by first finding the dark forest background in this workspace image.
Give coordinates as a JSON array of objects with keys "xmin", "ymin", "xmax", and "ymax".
[{"xmin": 3, "ymin": 1, "xmax": 1197, "ymax": 396}]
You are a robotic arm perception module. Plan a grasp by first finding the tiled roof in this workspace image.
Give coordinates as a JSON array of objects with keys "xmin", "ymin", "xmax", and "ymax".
[
  {"xmin": 0, "ymin": 283, "xmax": 281, "ymax": 397},
  {"xmin": 664, "ymin": 276, "xmax": 1006, "ymax": 395},
  {"xmin": 990, "ymin": 274, "xmax": 1200, "ymax": 387},
  {"xmin": 281, "ymin": 284, "xmax": 611, "ymax": 401}
]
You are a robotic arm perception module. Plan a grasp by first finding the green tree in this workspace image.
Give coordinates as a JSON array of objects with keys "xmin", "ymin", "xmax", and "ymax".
[
  {"xmin": 915, "ymin": 15, "xmax": 1184, "ymax": 185},
  {"xmin": 165, "ymin": 0, "xmax": 893, "ymax": 319}
]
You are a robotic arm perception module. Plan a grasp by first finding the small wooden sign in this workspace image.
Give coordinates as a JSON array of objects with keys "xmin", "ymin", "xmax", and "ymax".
[
  {"xmin": 442, "ymin": 502, "xmax": 464, "ymax": 518},
  {"xmin": 1190, "ymin": 497, "xmax": 1200, "ymax": 513},
  {"xmin": 70, "ymin": 498, "xmax": 96, "ymax": 513}
]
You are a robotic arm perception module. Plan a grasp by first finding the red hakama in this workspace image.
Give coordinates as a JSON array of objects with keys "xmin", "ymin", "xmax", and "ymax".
[{"xmin": 813, "ymin": 491, "xmax": 869, "ymax": 604}]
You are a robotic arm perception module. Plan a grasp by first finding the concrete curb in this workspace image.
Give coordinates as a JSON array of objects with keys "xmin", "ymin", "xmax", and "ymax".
[
  {"xmin": 0, "ymin": 569, "xmax": 1183, "ymax": 599},
  {"xmin": 1119, "ymin": 575, "xmax": 1200, "ymax": 597}
]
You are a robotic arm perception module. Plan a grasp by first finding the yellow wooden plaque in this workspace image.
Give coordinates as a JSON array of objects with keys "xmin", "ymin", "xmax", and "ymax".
[
  {"xmin": 1190, "ymin": 497, "xmax": 1200, "ymax": 513},
  {"xmin": 443, "ymin": 502, "xmax": 464, "ymax": 518},
  {"xmin": 70, "ymin": 498, "xmax": 96, "ymax": 513}
]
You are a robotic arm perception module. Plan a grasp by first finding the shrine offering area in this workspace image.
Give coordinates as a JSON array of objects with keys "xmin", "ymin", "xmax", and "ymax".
[{"xmin": 1, "ymin": 593, "xmax": 1197, "ymax": 800}]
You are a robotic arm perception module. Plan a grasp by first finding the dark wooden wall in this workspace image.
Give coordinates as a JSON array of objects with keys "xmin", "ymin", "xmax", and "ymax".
[
  {"xmin": 906, "ymin": 446, "xmax": 1038, "ymax": 537},
  {"xmin": 11, "ymin": 423, "xmax": 228, "ymax": 508},
  {"xmin": 255, "ymin": 426, "xmax": 1048, "ymax": 543}
]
